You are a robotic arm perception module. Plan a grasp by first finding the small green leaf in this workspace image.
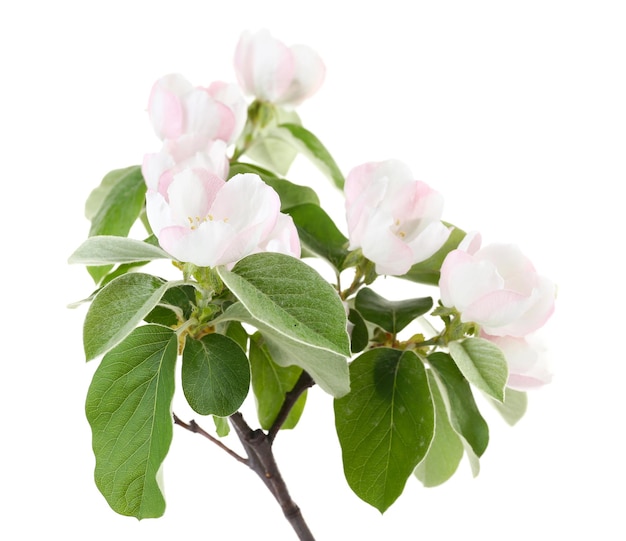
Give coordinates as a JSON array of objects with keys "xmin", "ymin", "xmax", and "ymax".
[
  {"xmin": 182, "ymin": 334, "xmax": 251, "ymax": 417},
  {"xmin": 85, "ymin": 325, "xmax": 177, "ymax": 519},
  {"xmin": 213, "ymin": 416, "xmax": 230, "ymax": 437},
  {"xmin": 428, "ymin": 352, "xmax": 489, "ymax": 457},
  {"xmin": 144, "ymin": 285, "xmax": 197, "ymax": 327},
  {"xmin": 489, "ymin": 388, "xmax": 528, "ymax": 426},
  {"xmin": 274, "ymin": 123, "xmax": 345, "ymax": 189},
  {"xmin": 83, "ymin": 273, "xmax": 170, "ymax": 360},
  {"xmin": 414, "ymin": 371, "xmax": 464, "ymax": 487},
  {"xmin": 69, "ymin": 236, "xmax": 170, "ymax": 265},
  {"xmin": 224, "ymin": 321, "xmax": 249, "ymax": 352},
  {"xmin": 355, "ymin": 288, "xmax": 433, "ymax": 334},
  {"xmin": 246, "ymin": 133, "xmax": 299, "ymax": 176},
  {"xmin": 334, "ymin": 348, "xmax": 434, "ymax": 513},
  {"xmin": 286, "ymin": 204, "xmax": 350, "ymax": 270},
  {"xmin": 348, "ymin": 309, "xmax": 369, "ymax": 353},
  {"xmin": 449, "ymin": 338, "xmax": 508, "ymax": 402},
  {"xmin": 401, "ymin": 225, "xmax": 466, "ymax": 286},
  {"xmin": 249, "ymin": 333, "xmax": 307, "ymax": 430},
  {"xmin": 86, "ymin": 166, "xmax": 147, "ymax": 283}
]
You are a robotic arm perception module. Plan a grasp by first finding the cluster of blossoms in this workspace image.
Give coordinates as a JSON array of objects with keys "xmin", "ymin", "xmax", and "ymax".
[
  {"xmin": 143, "ymin": 28, "xmax": 555, "ymax": 390},
  {"xmin": 142, "ymin": 29, "xmax": 320, "ymax": 268}
]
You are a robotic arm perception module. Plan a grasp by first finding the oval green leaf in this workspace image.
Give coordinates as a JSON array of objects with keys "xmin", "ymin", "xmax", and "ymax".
[
  {"xmin": 85, "ymin": 325, "xmax": 177, "ymax": 519},
  {"xmin": 449, "ymin": 337, "xmax": 508, "ymax": 402},
  {"xmin": 355, "ymin": 288, "xmax": 433, "ymax": 334},
  {"xmin": 182, "ymin": 333, "xmax": 251, "ymax": 417},
  {"xmin": 334, "ymin": 348, "xmax": 434, "ymax": 513}
]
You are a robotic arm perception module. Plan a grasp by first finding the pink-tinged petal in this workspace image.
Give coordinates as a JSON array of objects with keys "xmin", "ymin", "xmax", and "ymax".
[
  {"xmin": 166, "ymin": 169, "xmax": 225, "ymax": 227},
  {"xmin": 207, "ymin": 81, "xmax": 248, "ymax": 143},
  {"xmin": 500, "ymin": 276, "xmax": 556, "ymax": 336},
  {"xmin": 406, "ymin": 220, "xmax": 451, "ymax": 264},
  {"xmin": 148, "ymin": 74, "xmax": 191, "ymax": 139},
  {"xmin": 463, "ymin": 289, "xmax": 534, "ymax": 336},
  {"xmin": 212, "ymin": 173, "xmax": 280, "ymax": 234},
  {"xmin": 484, "ymin": 334, "xmax": 552, "ymax": 391},
  {"xmin": 277, "ymin": 44, "xmax": 325, "ymax": 105},
  {"xmin": 476, "ymin": 244, "xmax": 536, "ymax": 292},
  {"xmin": 159, "ymin": 221, "xmax": 230, "ymax": 267},
  {"xmin": 142, "ymin": 151, "xmax": 174, "ymax": 193},
  {"xmin": 360, "ymin": 222, "xmax": 415, "ymax": 275},
  {"xmin": 457, "ymin": 231, "xmax": 482, "ymax": 254},
  {"xmin": 146, "ymin": 189, "xmax": 173, "ymax": 236},
  {"xmin": 257, "ymin": 213, "xmax": 301, "ymax": 258},
  {"xmin": 440, "ymin": 251, "xmax": 504, "ymax": 309}
]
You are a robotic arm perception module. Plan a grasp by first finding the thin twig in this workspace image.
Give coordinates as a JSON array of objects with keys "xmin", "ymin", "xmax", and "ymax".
[
  {"xmin": 173, "ymin": 413, "xmax": 248, "ymax": 465},
  {"xmin": 267, "ymin": 371, "xmax": 315, "ymax": 444}
]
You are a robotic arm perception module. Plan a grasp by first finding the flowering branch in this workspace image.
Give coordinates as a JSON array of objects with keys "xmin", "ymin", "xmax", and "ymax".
[{"xmin": 70, "ymin": 26, "xmax": 556, "ymax": 540}]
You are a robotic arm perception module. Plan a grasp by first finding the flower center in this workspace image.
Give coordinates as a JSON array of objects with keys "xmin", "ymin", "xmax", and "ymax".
[{"xmin": 187, "ymin": 215, "xmax": 229, "ymax": 230}]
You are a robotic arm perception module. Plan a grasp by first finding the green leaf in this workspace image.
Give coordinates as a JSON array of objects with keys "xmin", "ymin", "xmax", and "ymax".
[
  {"xmin": 428, "ymin": 352, "xmax": 489, "ymax": 457},
  {"xmin": 414, "ymin": 370, "xmax": 464, "ymax": 487},
  {"xmin": 489, "ymin": 388, "xmax": 528, "ymax": 426},
  {"xmin": 348, "ymin": 308, "xmax": 369, "ymax": 353},
  {"xmin": 144, "ymin": 284, "xmax": 197, "ymax": 327},
  {"xmin": 212, "ymin": 302, "xmax": 350, "ymax": 398},
  {"xmin": 83, "ymin": 273, "xmax": 170, "ymax": 361},
  {"xmin": 246, "ymin": 133, "xmax": 299, "ymax": 176},
  {"xmin": 182, "ymin": 334, "xmax": 251, "ymax": 417},
  {"xmin": 224, "ymin": 320, "xmax": 249, "ymax": 352},
  {"xmin": 285, "ymin": 204, "xmax": 349, "ymax": 269},
  {"xmin": 334, "ymin": 348, "xmax": 434, "ymax": 513},
  {"xmin": 229, "ymin": 162, "xmax": 320, "ymax": 211},
  {"xmin": 218, "ymin": 253, "xmax": 350, "ymax": 356},
  {"xmin": 69, "ymin": 235, "xmax": 170, "ymax": 265},
  {"xmin": 85, "ymin": 325, "xmax": 177, "ymax": 519},
  {"xmin": 277, "ymin": 123, "xmax": 345, "ymax": 189},
  {"xmin": 213, "ymin": 416, "xmax": 230, "ymax": 437},
  {"xmin": 448, "ymin": 338, "xmax": 508, "ymax": 402},
  {"xmin": 354, "ymin": 288, "xmax": 433, "ymax": 334},
  {"xmin": 249, "ymin": 333, "xmax": 307, "ymax": 430},
  {"xmin": 86, "ymin": 166, "xmax": 147, "ymax": 283},
  {"xmin": 401, "ymin": 225, "xmax": 466, "ymax": 286},
  {"xmin": 242, "ymin": 107, "xmax": 302, "ymax": 176}
]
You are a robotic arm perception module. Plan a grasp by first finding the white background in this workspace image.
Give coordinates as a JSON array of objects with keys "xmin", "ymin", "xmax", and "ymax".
[{"xmin": 2, "ymin": 1, "xmax": 625, "ymax": 539}]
